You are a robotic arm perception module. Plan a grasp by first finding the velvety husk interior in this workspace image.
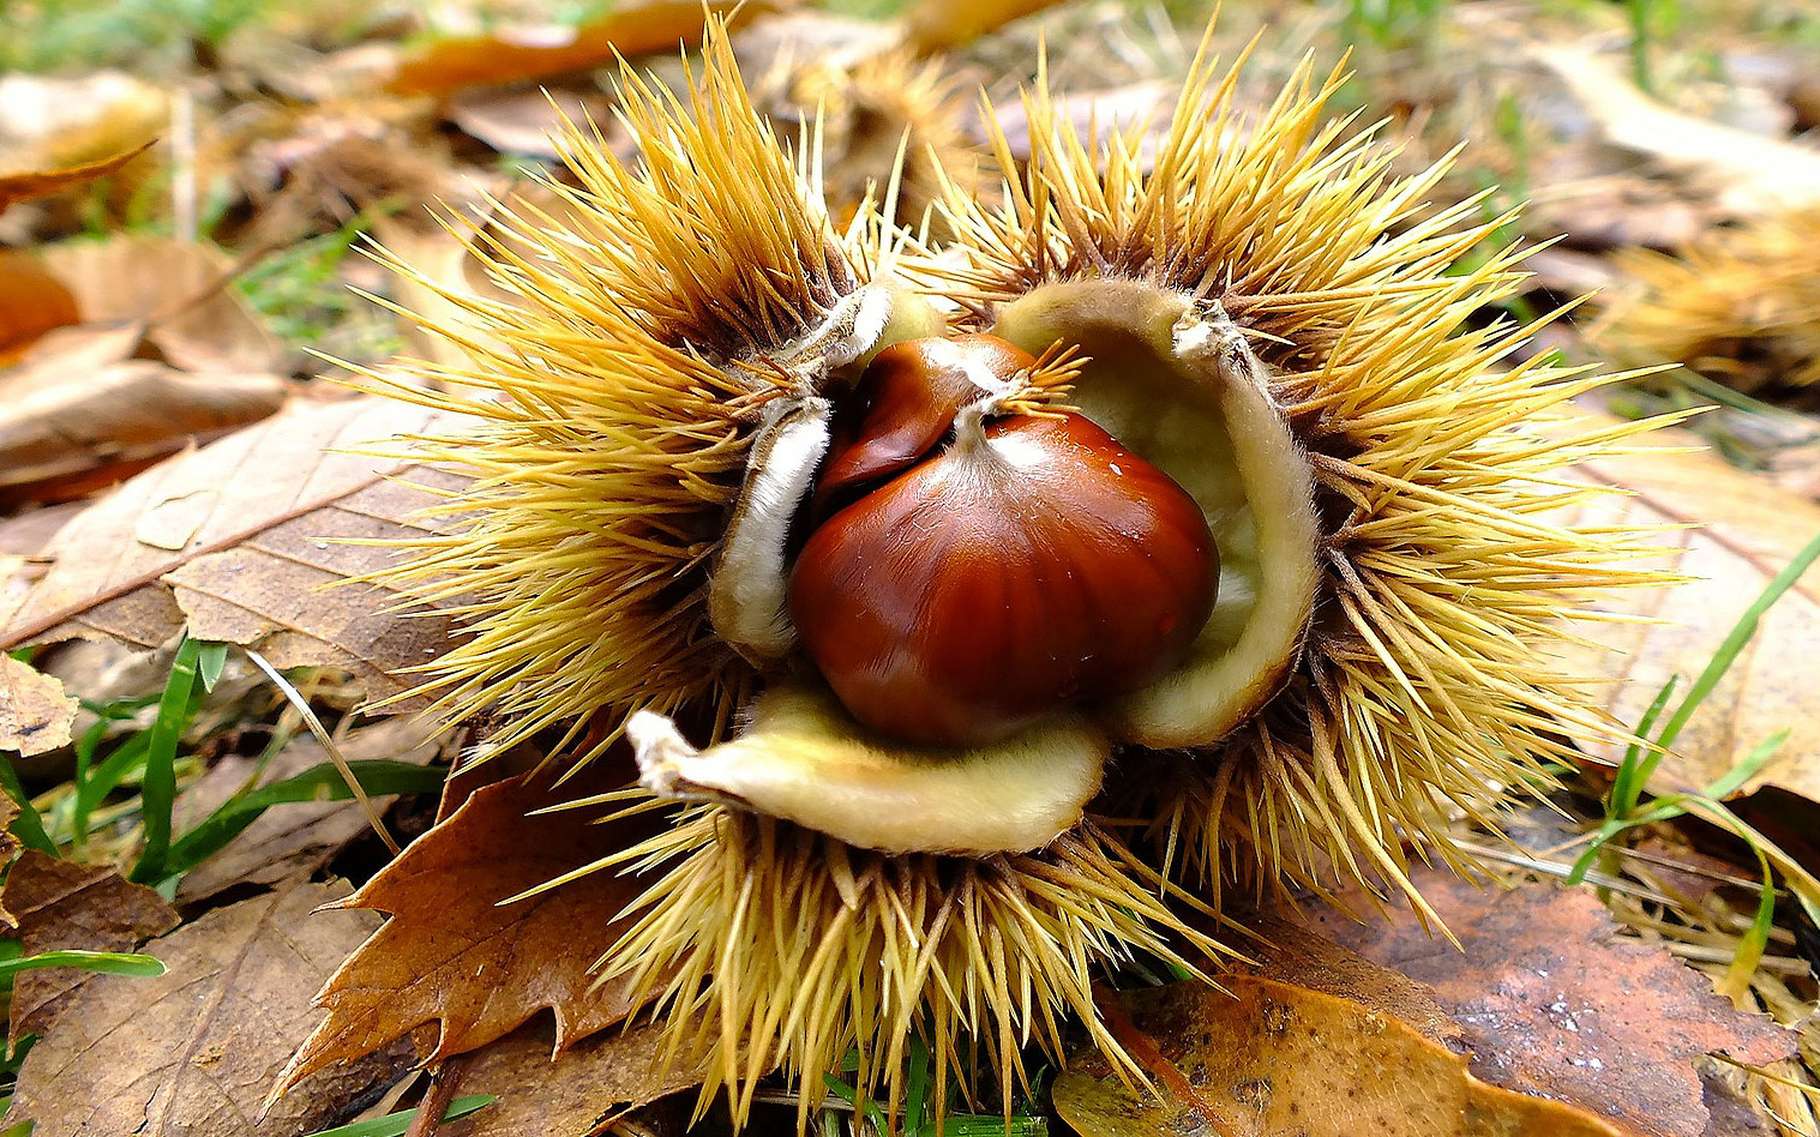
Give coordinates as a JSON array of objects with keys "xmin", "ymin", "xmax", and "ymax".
[{"xmin": 990, "ymin": 279, "xmax": 1321, "ymax": 749}]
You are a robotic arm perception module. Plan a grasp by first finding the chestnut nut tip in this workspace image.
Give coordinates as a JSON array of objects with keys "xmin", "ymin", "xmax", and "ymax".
[{"xmin": 789, "ymin": 335, "xmax": 1219, "ymax": 749}]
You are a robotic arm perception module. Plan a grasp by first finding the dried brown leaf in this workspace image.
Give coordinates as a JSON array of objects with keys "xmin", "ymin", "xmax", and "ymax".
[
  {"xmin": 1561, "ymin": 413, "xmax": 1820, "ymax": 802},
  {"xmin": 904, "ymin": 0, "xmax": 1066, "ymax": 53},
  {"xmin": 4, "ymin": 878, "xmax": 412, "ymax": 1137},
  {"xmin": 172, "ymin": 715, "xmax": 448, "ymax": 905},
  {"xmin": 277, "ymin": 770, "xmax": 649, "ymax": 1094},
  {"xmin": 385, "ymin": 1, "xmax": 763, "ymax": 97},
  {"xmin": 0, "ymin": 140, "xmax": 157, "ymax": 214},
  {"xmin": 1537, "ymin": 48, "xmax": 1820, "ymax": 220},
  {"xmin": 446, "ymin": 88, "xmax": 614, "ymax": 159},
  {"xmin": 0, "ymin": 324, "xmax": 287, "ymax": 504},
  {"xmin": 37, "ymin": 236, "xmax": 282, "ymax": 374},
  {"xmin": 1235, "ymin": 912, "xmax": 1460, "ymax": 1047},
  {"xmin": 1055, "ymin": 977, "xmax": 1626, "ymax": 1137},
  {"xmin": 0, "ymin": 251, "xmax": 79, "ymax": 358},
  {"xmin": 0, "ymin": 397, "xmax": 470, "ymax": 710},
  {"xmin": 1295, "ymin": 871, "xmax": 1796, "ymax": 1137},
  {"xmin": 1, "ymin": 849, "xmax": 178, "ymax": 1046},
  {"xmin": 0, "ymin": 653, "xmax": 76, "ymax": 757},
  {"xmin": 442, "ymin": 1020, "xmax": 705, "ymax": 1137}
]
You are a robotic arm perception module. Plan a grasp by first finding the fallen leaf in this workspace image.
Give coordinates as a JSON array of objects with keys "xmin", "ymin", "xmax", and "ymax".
[
  {"xmin": 37, "ymin": 236, "xmax": 282, "ymax": 374},
  {"xmin": 386, "ymin": 1, "xmax": 760, "ymax": 97},
  {"xmin": 0, "ymin": 140, "xmax": 157, "ymax": 214},
  {"xmin": 0, "ymin": 653, "xmax": 76, "ymax": 757},
  {"xmin": 1537, "ymin": 48, "xmax": 1820, "ymax": 220},
  {"xmin": 0, "ymin": 795, "xmax": 20, "ymax": 924},
  {"xmin": 5, "ymin": 878, "xmax": 413, "ymax": 1137},
  {"xmin": 277, "ymin": 769, "xmax": 649, "ymax": 1093},
  {"xmin": 0, "ymin": 251, "xmax": 79, "ymax": 358},
  {"xmin": 1, "ymin": 850, "xmax": 179, "ymax": 1046},
  {"xmin": 904, "ymin": 0, "xmax": 1066, "ymax": 53},
  {"xmin": 0, "ymin": 397, "xmax": 471, "ymax": 710},
  {"xmin": 0, "ymin": 73, "xmax": 165, "ymax": 180},
  {"xmin": 1055, "ymin": 977, "xmax": 1625, "ymax": 1136},
  {"xmin": 446, "ymin": 87, "xmax": 615, "ymax": 158},
  {"xmin": 171, "ymin": 715, "xmax": 447, "ymax": 905},
  {"xmin": 1561, "ymin": 414, "xmax": 1820, "ymax": 802},
  {"xmin": 1235, "ymin": 913, "xmax": 1460, "ymax": 1047},
  {"xmin": 0, "ymin": 501, "xmax": 82, "ymax": 557},
  {"xmin": 1295, "ymin": 871, "xmax": 1796, "ymax": 1137},
  {"xmin": 442, "ymin": 1019, "xmax": 705, "ymax": 1137},
  {"xmin": 0, "ymin": 324, "xmax": 288, "ymax": 504}
]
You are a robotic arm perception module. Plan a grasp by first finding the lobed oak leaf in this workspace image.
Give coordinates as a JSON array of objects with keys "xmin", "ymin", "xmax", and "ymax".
[
  {"xmin": 1, "ymin": 849, "xmax": 178, "ymax": 1046},
  {"xmin": 276, "ymin": 770, "xmax": 652, "ymax": 1096},
  {"xmin": 0, "ymin": 397, "xmax": 473, "ymax": 711}
]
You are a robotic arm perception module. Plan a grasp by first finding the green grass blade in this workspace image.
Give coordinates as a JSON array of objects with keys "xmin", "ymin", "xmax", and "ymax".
[
  {"xmin": 166, "ymin": 760, "xmax": 445, "ymax": 875},
  {"xmin": 905, "ymin": 1036, "xmax": 930, "ymax": 1135},
  {"xmin": 300, "ymin": 1094, "xmax": 496, "ymax": 1137},
  {"xmin": 1612, "ymin": 673, "xmax": 1680, "ymax": 817},
  {"xmin": 0, "ymin": 949, "xmax": 164, "ymax": 980},
  {"xmin": 195, "ymin": 642, "xmax": 229, "ymax": 693},
  {"xmin": 942, "ymin": 1117, "xmax": 1049, "ymax": 1136},
  {"xmin": 1650, "ymin": 529, "xmax": 1820, "ymax": 762},
  {"xmin": 1722, "ymin": 843, "xmax": 1776, "ymax": 1001},
  {"xmin": 76, "ymin": 732, "xmax": 150, "ymax": 825},
  {"xmin": 1702, "ymin": 729, "xmax": 1789, "ymax": 802},
  {"xmin": 0, "ymin": 759, "xmax": 55, "ymax": 856},
  {"xmin": 130, "ymin": 636, "xmax": 204, "ymax": 884}
]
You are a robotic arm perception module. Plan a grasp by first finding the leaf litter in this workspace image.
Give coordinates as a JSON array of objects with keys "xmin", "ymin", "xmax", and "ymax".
[{"xmin": 2, "ymin": 1, "xmax": 1820, "ymax": 1135}]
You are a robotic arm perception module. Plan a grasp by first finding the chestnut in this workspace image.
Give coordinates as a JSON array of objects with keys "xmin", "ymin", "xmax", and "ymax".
[{"xmin": 790, "ymin": 337, "xmax": 1218, "ymax": 747}]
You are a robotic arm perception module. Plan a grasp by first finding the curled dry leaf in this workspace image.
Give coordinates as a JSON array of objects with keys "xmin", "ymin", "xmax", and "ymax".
[
  {"xmin": 276, "ymin": 770, "xmax": 651, "ymax": 1096},
  {"xmin": 1536, "ymin": 48, "xmax": 1820, "ymax": 220},
  {"xmin": 0, "ymin": 397, "xmax": 470, "ymax": 709},
  {"xmin": 1295, "ymin": 870, "xmax": 1796, "ymax": 1137},
  {"xmin": 0, "ymin": 250, "xmax": 79, "ymax": 359},
  {"xmin": 1560, "ymin": 412, "xmax": 1820, "ymax": 803},
  {"xmin": 385, "ymin": 0, "xmax": 761, "ymax": 96},
  {"xmin": 5, "ymin": 878, "xmax": 413, "ymax": 1137},
  {"xmin": 903, "ymin": 0, "xmax": 1067, "ymax": 53},
  {"xmin": 1055, "ymin": 977, "xmax": 1625, "ymax": 1137},
  {"xmin": 0, "ymin": 324, "xmax": 288, "ymax": 504},
  {"xmin": 0, "ymin": 653, "xmax": 76, "ymax": 757},
  {"xmin": 0, "ymin": 139, "xmax": 156, "ymax": 215},
  {"xmin": 0, "ymin": 849, "xmax": 178, "ymax": 1046},
  {"xmin": 442, "ymin": 1020, "xmax": 706, "ymax": 1137},
  {"xmin": 445, "ymin": 88, "xmax": 615, "ymax": 159},
  {"xmin": 35, "ymin": 236, "xmax": 282, "ymax": 374},
  {"xmin": 0, "ymin": 72, "xmax": 165, "ymax": 190}
]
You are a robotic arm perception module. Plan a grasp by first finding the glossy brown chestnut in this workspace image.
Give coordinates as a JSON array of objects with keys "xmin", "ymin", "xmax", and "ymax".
[
  {"xmin": 817, "ymin": 333, "xmax": 1038, "ymax": 506},
  {"xmin": 790, "ymin": 404, "xmax": 1218, "ymax": 748}
]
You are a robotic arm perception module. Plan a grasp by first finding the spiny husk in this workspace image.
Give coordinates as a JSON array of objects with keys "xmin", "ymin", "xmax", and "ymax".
[
  {"xmin": 350, "ymin": 29, "xmax": 905, "ymax": 763},
  {"xmin": 1599, "ymin": 206, "xmax": 1820, "ymax": 392},
  {"xmin": 796, "ymin": 46, "xmax": 984, "ymax": 229},
  {"xmin": 360, "ymin": 15, "xmax": 1687, "ymax": 1130},
  {"xmin": 598, "ymin": 805, "xmax": 1232, "ymax": 1132},
  {"xmin": 925, "ymin": 34, "xmax": 1678, "ymax": 919}
]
